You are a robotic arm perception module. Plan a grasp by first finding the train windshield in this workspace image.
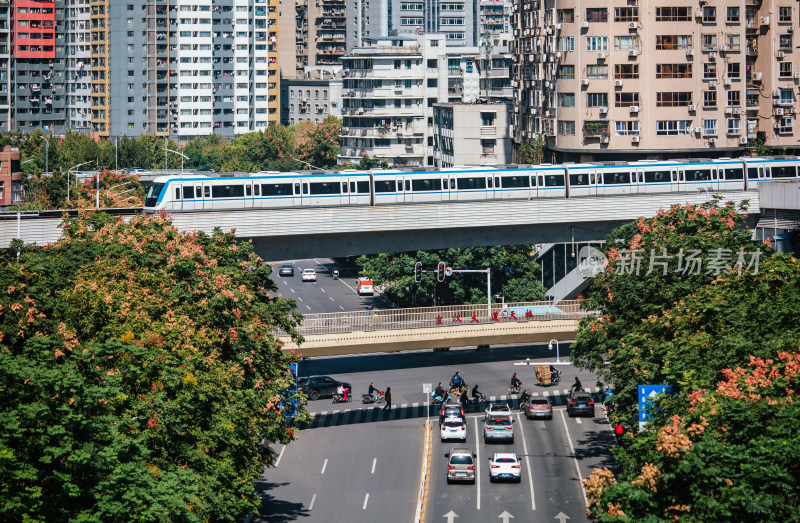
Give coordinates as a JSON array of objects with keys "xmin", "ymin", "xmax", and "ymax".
[{"xmin": 144, "ymin": 183, "xmax": 165, "ymax": 208}]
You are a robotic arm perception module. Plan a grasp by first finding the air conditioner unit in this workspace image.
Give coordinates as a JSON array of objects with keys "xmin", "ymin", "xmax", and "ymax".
[
  {"xmin": 631, "ymin": 136, "xmax": 640, "ymax": 143},
  {"xmin": 687, "ymin": 49, "xmax": 695, "ymax": 56},
  {"xmin": 709, "ymin": 52, "xmax": 717, "ymax": 60},
  {"xmin": 773, "ymin": 89, "xmax": 781, "ymax": 97},
  {"xmin": 630, "ymin": 105, "xmax": 640, "ymax": 113},
  {"xmin": 739, "ymin": 137, "xmax": 748, "ymax": 144},
  {"xmin": 777, "ymin": 51, "xmax": 785, "ymax": 59},
  {"xmin": 556, "ymin": 51, "xmax": 563, "ymax": 58},
  {"xmin": 599, "ymin": 106, "xmax": 608, "ymax": 113},
  {"xmin": 555, "ymin": 23, "xmax": 562, "ymax": 30},
  {"xmin": 754, "ymin": 72, "xmax": 763, "ymax": 81},
  {"xmin": 708, "ymin": 137, "xmax": 717, "ymax": 143},
  {"xmin": 695, "ymin": 9, "xmax": 703, "ymax": 17},
  {"xmin": 760, "ymin": 16, "xmax": 770, "ymax": 25},
  {"xmin": 723, "ymin": 78, "xmax": 732, "ymax": 86},
  {"xmin": 775, "ymin": 108, "xmax": 785, "ymax": 115},
  {"xmin": 725, "ymin": 107, "xmax": 733, "ymax": 114},
  {"xmin": 688, "ymin": 104, "xmax": 697, "ymax": 111},
  {"xmin": 628, "ymin": 22, "xmax": 637, "ymax": 30},
  {"xmin": 597, "ymin": 52, "xmax": 606, "ymax": 59},
  {"xmin": 709, "ymin": 81, "xmax": 717, "ymax": 88},
  {"xmin": 614, "ymin": 79, "xmax": 623, "ymax": 87},
  {"xmin": 733, "ymin": 107, "xmax": 742, "ymax": 114},
  {"xmin": 545, "ymin": 27, "xmax": 552, "ymax": 35},
  {"xmin": 628, "ymin": 50, "xmax": 638, "ymax": 57},
  {"xmin": 794, "ymin": 72, "xmax": 800, "ymax": 79},
  {"xmin": 544, "ymin": 81, "xmax": 551, "ymax": 88},
  {"xmin": 581, "ymin": 21, "xmax": 589, "ymax": 29},
  {"xmin": 720, "ymin": 45, "xmax": 730, "ymax": 52},
  {"xmin": 773, "ymin": 121, "xmax": 781, "ymax": 128},
  {"xmin": 581, "ymin": 78, "xmax": 589, "ymax": 86},
  {"xmin": 544, "ymin": 110, "xmax": 551, "ymax": 117},
  {"xmin": 695, "ymin": 127, "xmax": 703, "ymax": 133}
]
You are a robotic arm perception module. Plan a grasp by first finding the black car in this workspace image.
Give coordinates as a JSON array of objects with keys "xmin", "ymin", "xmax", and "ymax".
[
  {"xmin": 279, "ymin": 264, "xmax": 294, "ymax": 277},
  {"xmin": 440, "ymin": 402, "xmax": 465, "ymax": 424},
  {"xmin": 567, "ymin": 391, "xmax": 595, "ymax": 417},
  {"xmin": 298, "ymin": 375, "xmax": 351, "ymax": 400}
]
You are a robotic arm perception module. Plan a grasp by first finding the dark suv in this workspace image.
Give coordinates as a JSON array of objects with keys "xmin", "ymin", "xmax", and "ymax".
[
  {"xmin": 567, "ymin": 390, "xmax": 595, "ymax": 417},
  {"xmin": 298, "ymin": 376, "xmax": 351, "ymax": 401},
  {"xmin": 440, "ymin": 403, "xmax": 465, "ymax": 424}
]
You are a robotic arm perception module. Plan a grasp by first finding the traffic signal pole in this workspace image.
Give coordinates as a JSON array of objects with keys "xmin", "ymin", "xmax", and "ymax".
[{"xmin": 414, "ymin": 262, "xmax": 492, "ymax": 318}]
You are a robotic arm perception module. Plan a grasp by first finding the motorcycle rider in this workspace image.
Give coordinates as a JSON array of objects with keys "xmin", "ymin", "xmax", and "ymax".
[
  {"xmin": 434, "ymin": 382, "xmax": 446, "ymax": 402},
  {"xmin": 460, "ymin": 389, "xmax": 470, "ymax": 412},
  {"xmin": 519, "ymin": 389, "xmax": 531, "ymax": 409},
  {"xmin": 451, "ymin": 371, "xmax": 464, "ymax": 388},
  {"xmin": 336, "ymin": 384, "xmax": 345, "ymax": 402},
  {"xmin": 510, "ymin": 372, "xmax": 522, "ymax": 390},
  {"xmin": 571, "ymin": 376, "xmax": 583, "ymax": 392},
  {"xmin": 471, "ymin": 384, "xmax": 484, "ymax": 410},
  {"xmin": 368, "ymin": 382, "xmax": 377, "ymax": 403}
]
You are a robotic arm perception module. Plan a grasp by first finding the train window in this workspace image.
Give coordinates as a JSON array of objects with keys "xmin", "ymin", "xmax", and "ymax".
[
  {"xmin": 501, "ymin": 176, "xmax": 530, "ymax": 188},
  {"xmin": 411, "ymin": 178, "xmax": 442, "ymax": 191},
  {"xmin": 357, "ymin": 181, "xmax": 370, "ymax": 193},
  {"xmin": 569, "ymin": 173, "xmax": 589, "ymax": 186},
  {"xmin": 175, "ymin": 187, "xmax": 181, "ymax": 200},
  {"xmin": 603, "ymin": 172, "xmax": 630, "ymax": 184},
  {"xmin": 245, "ymin": 185, "xmax": 252, "ymax": 196},
  {"xmin": 310, "ymin": 182, "xmax": 341, "ymax": 194},
  {"xmin": 683, "ymin": 169, "xmax": 711, "ymax": 182},
  {"xmin": 341, "ymin": 182, "xmax": 348, "ymax": 193},
  {"xmin": 531, "ymin": 176, "xmax": 537, "ymax": 187},
  {"xmin": 262, "ymin": 183, "xmax": 292, "ymax": 196},
  {"xmin": 204, "ymin": 186, "xmax": 210, "ymax": 198},
  {"xmin": 144, "ymin": 183, "xmax": 165, "ymax": 207},
  {"xmin": 183, "ymin": 186, "xmax": 194, "ymax": 199},
  {"xmin": 294, "ymin": 183, "xmax": 300, "ymax": 194},
  {"xmin": 487, "ymin": 177, "xmax": 493, "ymax": 188},
  {"xmin": 543, "ymin": 174, "xmax": 565, "ymax": 186},
  {"xmin": 747, "ymin": 167, "xmax": 759, "ymax": 179},
  {"xmin": 450, "ymin": 179, "xmax": 455, "ymax": 189},
  {"xmin": 196, "ymin": 187, "xmax": 202, "ymax": 198},
  {"xmin": 212, "ymin": 184, "xmax": 245, "ymax": 198},
  {"xmin": 725, "ymin": 168, "xmax": 743, "ymax": 180},
  {"xmin": 644, "ymin": 170, "xmax": 670, "ymax": 183},
  {"xmin": 397, "ymin": 180, "xmax": 403, "ymax": 191},
  {"xmin": 405, "ymin": 180, "xmax": 411, "ymax": 191},
  {"xmin": 771, "ymin": 165, "xmax": 797, "ymax": 178},
  {"xmin": 350, "ymin": 182, "xmax": 356, "ymax": 193},
  {"xmin": 495, "ymin": 177, "xmax": 500, "ymax": 188},
  {"xmin": 457, "ymin": 177, "xmax": 487, "ymax": 190},
  {"xmin": 254, "ymin": 185, "xmax": 260, "ymax": 196},
  {"xmin": 303, "ymin": 184, "xmax": 309, "ymax": 194},
  {"xmin": 375, "ymin": 180, "xmax": 395, "ymax": 192}
]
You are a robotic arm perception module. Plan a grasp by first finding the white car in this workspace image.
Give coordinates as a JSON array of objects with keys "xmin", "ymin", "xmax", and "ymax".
[
  {"xmin": 301, "ymin": 269, "xmax": 317, "ymax": 282},
  {"xmin": 488, "ymin": 452, "xmax": 522, "ymax": 482},
  {"xmin": 440, "ymin": 417, "xmax": 467, "ymax": 442}
]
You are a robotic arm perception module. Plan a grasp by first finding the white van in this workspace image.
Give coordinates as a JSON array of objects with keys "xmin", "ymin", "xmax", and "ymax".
[{"xmin": 358, "ymin": 279, "xmax": 374, "ymax": 296}]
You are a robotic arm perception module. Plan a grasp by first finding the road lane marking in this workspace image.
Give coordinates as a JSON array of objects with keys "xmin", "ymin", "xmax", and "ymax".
[
  {"xmin": 576, "ymin": 418, "xmax": 582, "ymax": 424},
  {"xmin": 309, "ymin": 493, "xmax": 317, "ymax": 510},
  {"xmin": 306, "ymin": 305, "xmax": 312, "ymax": 311},
  {"xmin": 559, "ymin": 410, "xmax": 588, "ymax": 506},
  {"xmin": 363, "ymin": 493, "xmax": 369, "ymax": 509},
  {"xmin": 474, "ymin": 421, "xmax": 481, "ymax": 510},
  {"xmin": 274, "ymin": 445, "xmax": 286, "ymax": 467},
  {"xmin": 401, "ymin": 403, "xmax": 408, "ymax": 409},
  {"xmin": 515, "ymin": 413, "xmax": 536, "ymax": 510},
  {"xmin": 320, "ymin": 288, "xmax": 326, "ymax": 293},
  {"xmin": 339, "ymin": 305, "xmax": 344, "ymax": 310},
  {"xmin": 321, "ymin": 458, "xmax": 328, "ymax": 475},
  {"xmin": 314, "ymin": 258, "xmax": 321, "ymax": 264},
  {"xmin": 289, "ymin": 288, "xmax": 296, "ymax": 293},
  {"xmin": 329, "ymin": 296, "xmax": 335, "ymax": 301},
  {"xmin": 296, "ymin": 296, "xmax": 302, "ymax": 301},
  {"xmin": 371, "ymin": 458, "xmax": 377, "ymax": 474}
]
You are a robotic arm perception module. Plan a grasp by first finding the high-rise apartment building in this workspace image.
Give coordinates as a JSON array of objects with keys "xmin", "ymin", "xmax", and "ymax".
[
  {"xmin": 390, "ymin": 0, "xmax": 479, "ymax": 46},
  {"xmin": 346, "ymin": 0, "xmax": 389, "ymax": 51},
  {"xmin": 0, "ymin": 1, "xmax": 12, "ymax": 130},
  {"xmin": 511, "ymin": 0, "xmax": 800, "ymax": 162},
  {"xmin": 338, "ymin": 34, "xmax": 483, "ymax": 166},
  {"xmin": 67, "ymin": 0, "xmax": 90, "ymax": 132},
  {"xmin": 279, "ymin": 0, "xmax": 346, "ymax": 80}
]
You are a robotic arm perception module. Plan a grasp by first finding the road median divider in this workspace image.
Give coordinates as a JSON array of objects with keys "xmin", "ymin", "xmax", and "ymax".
[{"xmin": 414, "ymin": 419, "xmax": 433, "ymax": 523}]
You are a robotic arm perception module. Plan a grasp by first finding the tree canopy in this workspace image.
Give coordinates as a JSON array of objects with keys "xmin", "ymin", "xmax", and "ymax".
[{"xmin": 0, "ymin": 212, "xmax": 307, "ymax": 522}]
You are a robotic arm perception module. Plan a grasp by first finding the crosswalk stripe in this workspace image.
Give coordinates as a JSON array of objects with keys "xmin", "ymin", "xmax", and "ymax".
[{"xmin": 400, "ymin": 403, "xmax": 408, "ymax": 409}]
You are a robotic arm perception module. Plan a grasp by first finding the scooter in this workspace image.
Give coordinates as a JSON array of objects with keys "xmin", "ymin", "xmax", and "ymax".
[
  {"xmin": 332, "ymin": 269, "xmax": 339, "ymax": 279},
  {"xmin": 508, "ymin": 384, "xmax": 521, "ymax": 395},
  {"xmin": 362, "ymin": 390, "xmax": 386, "ymax": 404},
  {"xmin": 431, "ymin": 390, "xmax": 448, "ymax": 405},
  {"xmin": 332, "ymin": 389, "xmax": 352, "ymax": 404}
]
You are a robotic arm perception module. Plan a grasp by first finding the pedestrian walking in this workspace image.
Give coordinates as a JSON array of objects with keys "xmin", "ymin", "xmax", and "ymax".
[{"xmin": 383, "ymin": 387, "xmax": 392, "ymax": 412}]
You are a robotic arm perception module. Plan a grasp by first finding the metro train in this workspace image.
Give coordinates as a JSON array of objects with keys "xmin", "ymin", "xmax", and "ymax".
[{"xmin": 142, "ymin": 156, "xmax": 800, "ymax": 213}]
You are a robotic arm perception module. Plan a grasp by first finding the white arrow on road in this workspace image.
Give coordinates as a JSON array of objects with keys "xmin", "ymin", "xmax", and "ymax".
[
  {"xmin": 443, "ymin": 510, "xmax": 459, "ymax": 522},
  {"xmin": 498, "ymin": 510, "xmax": 515, "ymax": 522},
  {"xmin": 554, "ymin": 512, "xmax": 571, "ymax": 523}
]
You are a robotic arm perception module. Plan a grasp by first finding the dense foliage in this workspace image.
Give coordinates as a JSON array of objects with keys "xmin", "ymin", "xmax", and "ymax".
[
  {"xmin": 0, "ymin": 212, "xmax": 307, "ymax": 522},
  {"xmin": 354, "ymin": 245, "xmax": 546, "ymax": 307},
  {"xmin": 573, "ymin": 200, "xmax": 800, "ymax": 521}
]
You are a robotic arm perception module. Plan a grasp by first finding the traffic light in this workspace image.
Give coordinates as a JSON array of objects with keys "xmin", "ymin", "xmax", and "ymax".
[
  {"xmin": 414, "ymin": 262, "xmax": 422, "ymax": 282},
  {"xmin": 437, "ymin": 261, "xmax": 446, "ymax": 282}
]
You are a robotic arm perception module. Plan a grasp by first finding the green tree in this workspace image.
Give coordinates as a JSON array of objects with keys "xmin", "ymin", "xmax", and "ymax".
[
  {"xmin": 516, "ymin": 135, "xmax": 543, "ymax": 164},
  {"xmin": 294, "ymin": 116, "xmax": 342, "ymax": 169},
  {"xmin": 0, "ymin": 212, "xmax": 307, "ymax": 521},
  {"xmin": 55, "ymin": 130, "xmax": 101, "ymax": 171},
  {"xmin": 183, "ymin": 134, "xmax": 226, "ymax": 170}
]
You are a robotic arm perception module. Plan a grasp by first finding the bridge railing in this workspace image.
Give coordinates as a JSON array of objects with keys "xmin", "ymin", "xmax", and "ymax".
[{"xmin": 279, "ymin": 300, "xmax": 594, "ymax": 337}]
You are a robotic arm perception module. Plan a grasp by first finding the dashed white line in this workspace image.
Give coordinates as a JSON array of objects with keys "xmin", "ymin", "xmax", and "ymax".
[
  {"xmin": 320, "ymin": 288, "xmax": 326, "ymax": 293},
  {"xmin": 362, "ymin": 493, "xmax": 369, "ymax": 510},
  {"xmin": 289, "ymin": 288, "xmax": 296, "ymax": 294},
  {"xmin": 329, "ymin": 296, "xmax": 335, "ymax": 301},
  {"xmin": 371, "ymin": 458, "xmax": 377, "ymax": 474},
  {"xmin": 559, "ymin": 409, "xmax": 588, "ymax": 506},
  {"xmin": 575, "ymin": 417, "xmax": 582, "ymax": 424},
  {"xmin": 338, "ymin": 305, "xmax": 345, "ymax": 310},
  {"xmin": 515, "ymin": 413, "xmax": 536, "ymax": 511},
  {"xmin": 274, "ymin": 445, "xmax": 286, "ymax": 467},
  {"xmin": 321, "ymin": 458, "xmax": 328, "ymax": 475},
  {"xmin": 309, "ymin": 493, "xmax": 317, "ymax": 510},
  {"xmin": 306, "ymin": 305, "xmax": 312, "ymax": 311},
  {"xmin": 297, "ymin": 296, "xmax": 303, "ymax": 302}
]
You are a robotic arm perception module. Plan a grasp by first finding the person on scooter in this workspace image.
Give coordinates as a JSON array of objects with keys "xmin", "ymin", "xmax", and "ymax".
[
  {"xmin": 435, "ymin": 382, "xmax": 445, "ymax": 402},
  {"xmin": 451, "ymin": 371, "xmax": 464, "ymax": 388},
  {"xmin": 460, "ymin": 389, "xmax": 470, "ymax": 412},
  {"xmin": 510, "ymin": 372, "xmax": 522, "ymax": 390},
  {"xmin": 519, "ymin": 389, "xmax": 531, "ymax": 409},
  {"xmin": 369, "ymin": 382, "xmax": 377, "ymax": 403},
  {"xmin": 335, "ymin": 384, "xmax": 345, "ymax": 402},
  {"xmin": 571, "ymin": 376, "xmax": 583, "ymax": 392}
]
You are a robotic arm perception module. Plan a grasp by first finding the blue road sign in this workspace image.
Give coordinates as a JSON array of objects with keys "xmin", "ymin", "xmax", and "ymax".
[{"xmin": 638, "ymin": 384, "xmax": 671, "ymax": 424}]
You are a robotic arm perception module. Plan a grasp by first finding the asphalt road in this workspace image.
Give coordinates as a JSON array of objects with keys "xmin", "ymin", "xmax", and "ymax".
[
  {"xmin": 270, "ymin": 258, "xmax": 390, "ymax": 314},
  {"xmin": 257, "ymin": 345, "xmax": 616, "ymax": 522}
]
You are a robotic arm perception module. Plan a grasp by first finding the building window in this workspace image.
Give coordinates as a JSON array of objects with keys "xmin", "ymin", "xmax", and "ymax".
[
  {"xmin": 655, "ymin": 7, "xmax": 691, "ymax": 21},
  {"xmin": 779, "ymin": 61, "xmax": 793, "ymax": 78},
  {"xmin": 586, "ymin": 36, "xmax": 608, "ymax": 51},
  {"xmin": 704, "ymin": 62, "xmax": 717, "ymax": 79},
  {"xmin": 727, "ymin": 62, "xmax": 740, "ymax": 79},
  {"xmin": 557, "ymin": 121, "xmax": 575, "ymax": 135},
  {"xmin": 615, "ymin": 92, "xmax": 639, "ymax": 107},
  {"xmin": 778, "ymin": 6, "xmax": 792, "ymax": 23},
  {"xmin": 726, "ymin": 118, "xmax": 741, "ymax": 134},
  {"xmin": 557, "ymin": 9, "xmax": 574, "ymax": 23},
  {"xmin": 587, "ymin": 93, "xmax": 608, "ymax": 107},
  {"xmin": 702, "ymin": 34, "xmax": 717, "ymax": 50},
  {"xmin": 481, "ymin": 112, "xmax": 495, "ymax": 126},
  {"xmin": 778, "ymin": 117, "xmax": 793, "ymax": 133},
  {"xmin": 703, "ymin": 119, "xmax": 718, "ymax": 135},
  {"xmin": 480, "ymin": 139, "xmax": 495, "ymax": 155},
  {"xmin": 726, "ymin": 6, "xmax": 740, "ymax": 23},
  {"xmin": 614, "ymin": 7, "xmax": 638, "ymax": 22},
  {"xmin": 614, "ymin": 64, "xmax": 638, "ymax": 79},
  {"xmin": 556, "ymin": 37, "xmax": 575, "ymax": 51},
  {"xmin": 656, "ymin": 35, "xmax": 692, "ymax": 50},
  {"xmin": 780, "ymin": 89, "xmax": 794, "ymax": 104},
  {"xmin": 558, "ymin": 93, "xmax": 575, "ymax": 107},
  {"xmin": 657, "ymin": 64, "xmax": 692, "ymax": 78},
  {"xmin": 725, "ymin": 34, "xmax": 741, "ymax": 51},
  {"xmin": 779, "ymin": 34, "xmax": 792, "ymax": 49},
  {"xmin": 704, "ymin": 90, "xmax": 717, "ymax": 108},
  {"xmin": 586, "ymin": 8, "xmax": 607, "ymax": 22},
  {"xmin": 727, "ymin": 91, "xmax": 741, "ymax": 106},
  {"xmin": 557, "ymin": 65, "xmax": 575, "ymax": 79},
  {"xmin": 657, "ymin": 92, "xmax": 692, "ymax": 107},
  {"xmin": 588, "ymin": 65, "xmax": 609, "ymax": 79},
  {"xmin": 614, "ymin": 121, "xmax": 639, "ymax": 136},
  {"xmin": 614, "ymin": 36, "xmax": 638, "ymax": 51}
]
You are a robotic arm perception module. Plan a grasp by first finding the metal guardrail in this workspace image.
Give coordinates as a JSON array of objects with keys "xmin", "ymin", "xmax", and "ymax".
[{"xmin": 281, "ymin": 300, "xmax": 592, "ymax": 337}]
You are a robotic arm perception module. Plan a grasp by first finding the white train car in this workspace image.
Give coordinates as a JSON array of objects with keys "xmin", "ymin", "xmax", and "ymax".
[{"xmin": 743, "ymin": 157, "xmax": 800, "ymax": 190}]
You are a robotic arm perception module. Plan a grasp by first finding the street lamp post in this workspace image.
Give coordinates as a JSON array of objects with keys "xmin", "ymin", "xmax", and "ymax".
[
  {"xmin": 67, "ymin": 161, "xmax": 93, "ymax": 203},
  {"xmin": 548, "ymin": 339, "xmax": 560, "ymax": 363},
  {"xmin": 291, "ymin": 156, "xmax": 324, "ymax": 171},
  {"xmin": 164, "ymin": 147, "xmax": 188, "ymax": 173}
]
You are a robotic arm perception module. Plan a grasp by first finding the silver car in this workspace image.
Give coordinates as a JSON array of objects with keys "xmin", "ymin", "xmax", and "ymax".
[
  {"xmin": 445, "ymin": 448, "xmax": 477, "ymax": 484},
  {"xmin": 484, "ymin": 402, "xmax": 513, "ymax": 422},
  {"xmin": 484, "ymin": 417, "xmax": 515, "ymax": 443}
]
